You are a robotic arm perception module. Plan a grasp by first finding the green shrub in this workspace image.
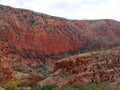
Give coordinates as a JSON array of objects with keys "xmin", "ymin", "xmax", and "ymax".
[
  {"xmin": 115, "ymin": 85, "xmax": 120, "ymax": 90},
  {"xmin": 29, "ymin": 81, "xmax": 41, "ymax": 90},
  {"xmin": 40, "ymin": 84, "xmax": 56, "ymax": 90},
  {"xmin": 0, "ymin": 79, "xmax": 20, "ymax": 90},
  {"xmin": 59, "ymin": 84, "xmax": 78, "ymax": 90},
  {"xmin": 72, "ymin": 82, "xmax": 89, "ymax": 90}
]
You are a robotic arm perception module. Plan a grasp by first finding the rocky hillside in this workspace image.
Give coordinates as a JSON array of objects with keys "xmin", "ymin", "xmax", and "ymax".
[
  {"xmin": 0, "ymin": 42, "xmax": 13, "ymax": 82},
  {"xmin": 0, "ymin": 4, "xmax": 120, "ymax": 87},
  {"xmin": 39, "ymin": 49, "xmax": 120, "ymax": 86},
  {"xmin": 0, "ymin": 4, "xmax": 120, "ymax": 61}
]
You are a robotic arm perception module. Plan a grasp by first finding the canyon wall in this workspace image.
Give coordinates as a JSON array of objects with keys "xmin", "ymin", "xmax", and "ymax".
[{"xmin": 0, "ymin": 5, "xmax": 120, "ymax": 61}]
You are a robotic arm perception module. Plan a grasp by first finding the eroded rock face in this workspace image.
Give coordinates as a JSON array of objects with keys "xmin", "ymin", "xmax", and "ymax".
[
  {"xmin": 54, "ymin": 51, "xmax": 120, "ymax": 72},
  {"xmin": 0, "ymin": 5, "xmax": 120, "ymax": 61},
  {"xmin": 0, "ymin": 4, "xmax": 120, "ymax": 84},
  {"xmin": 39, "ymin": 51, "xmax": 120, "ymax": 86},
  {"xmin": 0, "ymin": 42, "xmax": 13, "ymax": 82},
  {"xmin": 70, "ymin": 68, "xmax": 119, "ymax": 84}
]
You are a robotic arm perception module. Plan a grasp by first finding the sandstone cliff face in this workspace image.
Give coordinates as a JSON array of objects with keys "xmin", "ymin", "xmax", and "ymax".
[
  {"xmin": 0, "ymin": 42, "xmax": 13, "ymax": 82},
  {"xmin": 39, "ymin": 50, "xmax": 120, "ymax": 86},
  {"xmin": 0, "ymin": 5, "xmax": 120, "ymax": 61}
]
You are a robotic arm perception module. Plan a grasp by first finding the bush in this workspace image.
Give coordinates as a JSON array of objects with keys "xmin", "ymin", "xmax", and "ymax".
[
  {"xmin": 0, "ymin": 79, "xmax": 20, "ymax": 90},
  {"xmin": 115, "ymin": 85, "xmax": 120, "ymax": 90},
  {"xmin": 40, "ymin": 84, "xmax": 56, "ymax": 90},
  {"xmin": 72, "ymin": 82, "xmax": 89, "ymax": 90},
  {"xmin": 29, "ymin": 81, "xmax": 41, "ymax": 90},
  {"xmin": 59, "ymin": 84, "xmax": 78, "ymax": 90}
]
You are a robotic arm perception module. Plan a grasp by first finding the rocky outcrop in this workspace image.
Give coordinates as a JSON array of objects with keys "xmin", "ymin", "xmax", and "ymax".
[
  {"xmin": 0, "ymin": 5, "xmax": 120, "ymax": 61},
  {"xmin": 0, "ymin": 42, "xmax": 13, "ymax": 82},
  {"xmin": 39, "ymin": 50, "xmax": 120, "ymax": 86},
  {"xmin": 70, "ymin": 68, "xmax": 120, "ymax": 84},
  {"xmin": 54, "ymin": 51, "xmax": 120, "ymax": 72}
]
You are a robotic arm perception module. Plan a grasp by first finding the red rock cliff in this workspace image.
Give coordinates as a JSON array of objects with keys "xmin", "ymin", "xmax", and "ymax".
[
  {"xmin": 39, "ymin": 50, "xmax": 120, "ymax": 86},
  {"xmin": 0, "ymin": 4, "xmax": 120, "ymax": 61}
]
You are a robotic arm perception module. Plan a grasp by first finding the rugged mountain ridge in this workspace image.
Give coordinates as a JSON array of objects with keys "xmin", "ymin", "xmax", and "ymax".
[
  {"xmin": 0, "ymin": 4, "xmax": 120, "ymax": 61},
  {"xmin": 0, "ymin": 4, "xmax": 120, "ymax": 86}
]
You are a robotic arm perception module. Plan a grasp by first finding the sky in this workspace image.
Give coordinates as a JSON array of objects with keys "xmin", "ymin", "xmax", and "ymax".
[{"xmin": 0, "ymin": 0, "xmax": 120, "ymax": 21}]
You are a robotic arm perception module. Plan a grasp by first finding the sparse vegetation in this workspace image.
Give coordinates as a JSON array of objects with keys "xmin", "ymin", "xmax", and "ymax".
[
  {"xmin": 0, "ymin": 79, "xmax": 21, "ymax": 90},
  {"xmin": 0, "ymin": 74, "xmax": 120, "ymax": 90},
  {"xmin": 30, "ymin": 82, "xmax": 120, "ymax": 90}
]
